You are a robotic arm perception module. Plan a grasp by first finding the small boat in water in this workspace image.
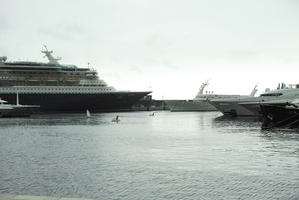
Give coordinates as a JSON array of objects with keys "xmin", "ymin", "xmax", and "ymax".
[
  {"xmin": 0, "ymin": 95, "xmax": 39, "ymax": 117},
  {"xmin": 112, "ymin": 115, "xmax": 120, "ymax": 123},
  {"xmin": 86, "ymin": 109, "xmax": 91, "ymax": 118},
  {"xmin": 0, "ymin": 99, "xmax": 14, "ymax": 117},
  {"xmin": 149, "ymin": 112, "xmax": 156, "ymax": 116}
]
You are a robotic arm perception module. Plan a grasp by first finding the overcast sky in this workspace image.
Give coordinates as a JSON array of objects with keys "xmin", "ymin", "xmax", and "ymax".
[{"xmin": 1, "ymin": 0, "xmax": 299, "ymax": 99}]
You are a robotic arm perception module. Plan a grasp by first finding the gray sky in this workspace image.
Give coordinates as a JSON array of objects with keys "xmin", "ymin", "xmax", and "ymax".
[{"xmin": 1, "ymin": 0, "xmax": 299, "ymax": 99}]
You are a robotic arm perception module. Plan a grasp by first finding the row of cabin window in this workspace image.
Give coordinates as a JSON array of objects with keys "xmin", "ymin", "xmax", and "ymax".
[
  {"xmin": 10, "ymin": 88, "xmax": 112, "ymax": 91},
  {"xmin": 6, "ymin": 71, "xmax": 93, "ymax": 76},
  {"xmin": 1, "ymin": 78, "xmax": 78, "ymax": 81}
]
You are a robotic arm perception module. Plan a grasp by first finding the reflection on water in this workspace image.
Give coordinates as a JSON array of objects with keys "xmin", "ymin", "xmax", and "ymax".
[
  {"xmin": 213, "ymin": 115, "xmax": 261, "ymax": 130},
  {"xmin": 0, "ymin": 111, "xmax": 298, "ymax": 200},
  {"xmin": 0, "ymin": 113, "xmax": 109, "ymax": 126}
]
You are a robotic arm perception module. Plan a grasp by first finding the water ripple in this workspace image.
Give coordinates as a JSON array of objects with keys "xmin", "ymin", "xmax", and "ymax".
[{"xmin": 0, "ymin": 112, "xmax": 299, "ymax": 200}]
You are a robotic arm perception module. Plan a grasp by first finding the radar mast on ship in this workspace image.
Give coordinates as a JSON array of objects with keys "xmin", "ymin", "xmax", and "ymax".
[
  {"xmin": 41, "ymin": 45, "xmax": 61, "ymax": 65},
  {"xmin": 250, "ymin": 84, "xmax": 258, "ymax": 97},
  {"xmin": 198, "ymin": 80, "xmax": 209, "ymax": 95}
]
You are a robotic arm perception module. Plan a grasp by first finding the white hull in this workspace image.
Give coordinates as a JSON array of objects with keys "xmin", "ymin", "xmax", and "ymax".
[
  {"xmin": 210, "ymin": 87, "xmax": 299, "ymax": 116},
  {"xmin": 209, "ymin": 99, "xmax": 256, "ymax": 116},
  {"xmin": 238, "ymin": 102, "xmax": 262, "ymax": 116}
]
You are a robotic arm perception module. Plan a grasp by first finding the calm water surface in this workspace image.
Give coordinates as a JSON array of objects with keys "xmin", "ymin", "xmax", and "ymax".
[{"xmin": 0, "ymin": 112, "xmax": 298, "ymax": 200}]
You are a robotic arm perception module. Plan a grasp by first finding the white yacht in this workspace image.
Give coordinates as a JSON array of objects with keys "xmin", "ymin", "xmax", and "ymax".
[
  {"xmin": 165, "ymin": 81, "xmax": 249, "ymax": 112},
  {"xmin": 0, "ymin": 99, "xmax": 14, "ymax": 117},
  {"xmin": 0, "ymin": 95, "xmax": 39, "ymax": 117},
  {"xmin": 210, "ymin": 83, "xmax": 299, "ymax": 117}
]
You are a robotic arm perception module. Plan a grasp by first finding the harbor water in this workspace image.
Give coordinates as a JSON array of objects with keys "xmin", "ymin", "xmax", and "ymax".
[{"xmin": 0, "ymin": 112, "xmax": 299, "ymax": 200}]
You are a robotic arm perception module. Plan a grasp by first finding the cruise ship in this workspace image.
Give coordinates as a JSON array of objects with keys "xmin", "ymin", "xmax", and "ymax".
[
  {"xmin": 0, "ymin": 46, "xmax": 151, "ymax": 113},
  {"xmin": 165, "ymin": 81, "xmax": 249, "ymax": 112}
]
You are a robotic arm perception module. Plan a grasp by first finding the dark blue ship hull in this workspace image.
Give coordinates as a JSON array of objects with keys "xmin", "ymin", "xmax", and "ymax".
[
  {"xmin": 261, "ymin": 103, "xmax": 299, "ymax": 129},
  {"xmin": 0, "ymin": 92, "xmax": 151, "ymax": 113}
]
